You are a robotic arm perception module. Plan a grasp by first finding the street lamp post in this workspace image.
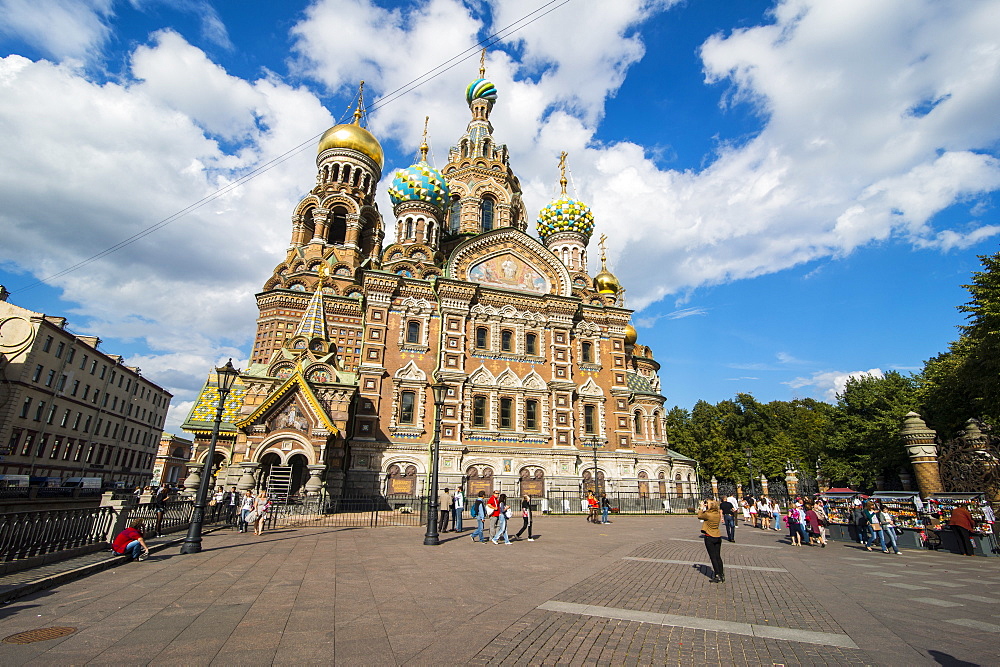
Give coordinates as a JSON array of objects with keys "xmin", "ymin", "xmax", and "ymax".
[
  {"xmin": 180, "ymin": 359, "xmax": 239, "ymax": 555},
  {"xmin": 423, "ymin": 381, "xmax": 449, "ymax": 546}
]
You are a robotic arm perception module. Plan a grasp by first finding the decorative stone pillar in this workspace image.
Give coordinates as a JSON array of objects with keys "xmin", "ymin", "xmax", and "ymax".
[
  {"xmin": 711, "ymin": 476, "xmax": 719, "ymax": 499},
  {"xmin": 760, "ymin": 475, "xmax": 769, "ymax": 497},
  {"xmin": 305, "ymin": 465, "xmax": 326, "ymax": 496},
  {"xmin": 785, "ymin": 467, "xmax": 799, "ymax": 497},
  {"xmin": 184, "ymin": 462, "xmax": 201, "ymax": 498},
  {"xmin": 899, "ymin": 412, "xmax": 943, "ymax": 498},
  {"xmin": 237, "ymin": 462, "xmax": 259, "ymax": 492}
]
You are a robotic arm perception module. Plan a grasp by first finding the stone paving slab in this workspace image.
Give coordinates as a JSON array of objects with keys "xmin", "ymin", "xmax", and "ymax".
[{"xmin": 0, "ymin": 516, "xmax": 997, "ymax": 665}]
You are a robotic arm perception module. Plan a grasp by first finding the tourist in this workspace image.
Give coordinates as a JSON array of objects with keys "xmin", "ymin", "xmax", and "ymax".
[
  {"xmin": 948, "ymin": 503, "xmax": 976, "ymax": 557},
  {"xmin": 112, "ymin": 519, "xmax": 149, "ymax": 562},
  {"xmin": 438, "ymin": 487, "xmax": 453, "ymax": 533},
  {"xmin": 740, "ymin": 498, "xmax": 751, "ymax": 524},
  {"xmin": 600, "ymin": 493, "xmax": 612, "ymax": 524},
  {"xmin": 153, "ymin": 485, "xmax": 170, "ymax": 537},
  {"xmin": 514, "ymin": 494, "xmax": 534, "ymax": 541},
  {"xmin": 864, "ymin": 501, "xmax": 887, "ymax": 552},
  {"xmin": 771, "ymin": 498, "xmax": 782, "ymax": 531},
  {"xmin": 757, "ymin": 496, "xmax": 771, "ymax": 530},
  {"xmin": 252, "ymin": 491, "xmax": 271, "ymax": 536},
  {"xmin": 223, "ymin": 486, "xmax": 240, "ymax": 528},
  {"xmin": 720, "ymin": 495, "xmax": 736, "ymax": 542},
  {"xmin": 239, "ymin": 489, "xmax": 255, "ymax": 533},
  {"xmin": 698, "ymin": 499, "xmax": 724, "ymax": 583},
  {"xmin": 748, "ymin": 496, "xmax": 758, "ymax": 528},
  {"xmin": 785, "ymin": 504, "xmax": 802, "ymax": 546},
  {"xmin": 470, "ymin": 491, "xmax": 488, "ymax": 543},
  {"xmin": 813, "ymin": 498, "xmax": 829, "ymax": 547},
  {"xmin": 805, "ymin": 501, "xmax": 823, "ymax": 546},
  {"xmin": 852, "ymin": 495, "xmax": 870, "ymax": 545},
  {"xmin": 877, "ymin": 502, "xmax": 901, "ymax": 555},
  {"xmin": 491, "ymin": 493, "xmax": 511, "ymax": 544},
  {"xmin": 487, "ymin": 490, "xmax": 501, "ymax": 539},
  {"xmin": 586, "ymin": 491, "xmax": 600, "ymax": 523},
  {"xmin": 452, "ymin": 487, "xmax": 464, "ymax": 533},
  {"xmin": 212, "ymin": 486, "xmax": 224, "ymax": 506}
]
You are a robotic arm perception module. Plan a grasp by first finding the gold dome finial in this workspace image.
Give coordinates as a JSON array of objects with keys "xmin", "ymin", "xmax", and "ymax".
[
  {"xmin": 419, "ymin": 115, "xmax": 429, "ymax": 161},
  {"xmin": 479, "ymin": 47, "xmax": 487, "ymax": 78},
  {"xmin": 352, "ymin": 81, "xmax": 366, "ymax": 125},
  {"xmin": 558, "ymin": 151, "xmax": 568, "ymax": 195},
  {"xmin": 594, "ymin": 234, "xmax": 621, "ymax": 294}
]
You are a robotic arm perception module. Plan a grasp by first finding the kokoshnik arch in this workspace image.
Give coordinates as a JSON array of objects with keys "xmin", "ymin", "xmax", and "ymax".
[{"xmin": 181, "ymin": 64, "xmax": 697, "ymax": 501}]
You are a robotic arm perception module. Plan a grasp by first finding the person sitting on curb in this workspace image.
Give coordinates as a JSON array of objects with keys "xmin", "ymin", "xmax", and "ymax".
[{"xmin": 112, "ymin": 519, "xmax": 150, "ymax": 561}]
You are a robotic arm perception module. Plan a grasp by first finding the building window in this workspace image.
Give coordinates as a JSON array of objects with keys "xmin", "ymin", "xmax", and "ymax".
[
  {"xmin": 83, "ymin": 416, "xmax": 92, "ymax": 433},
  {"xmin": 525, "ymin": 400, "xmax": 538, "ymax": 431},
  {"xmin": 653, "ymin": 412, "xmax": 661, "ymax": 438},
  {"xmin": 405, "ymin": 217, "xmax": 414, "ymax": 240},
  {"xmin": 90, "ymin": 360, "xmax": 97, "ymax": 374},
  {"xmin": 43, "ymin": 335, "xmax": 53, "ymax": 352},
  {"xmin": 20, "ymin": 397, "xmax": 31, "ymax": 418},
  {"xmin": 66, "ymin": 348, "xmax": 75, "ymax": 364},
  {"xmin": 584, "ymin": 404, "xmax": 596, "ymax": 434},
  {"xmin": 581, "ymin": 341, "xmax": 594, "ymax": 363},
  {"xmin": 71, "ymin": 380, "xmax": 79, "ymax": 396},
  {"xmin": 79, "ymin": 354, "xmax": 87, "ymax": 370},
  {"xmin": 399, "ymin": 391, "xmax": 415, "ymax": 424},
  {"xmin": 46, "ymin": 404, "xmax": 57, "ymax": 425},
  {"xmin": 45, "ymin": 370, "xmax": 55, "ymax": 387},
  {"xmin": 501, "ymin": 330, "xmax": 513, "ymax": 352},
  {"xmin": 34, "ymin": 401, "xmax": 46, "ymax": 421},
  {"xmin": 406, "ymin": 321, "xmax": 420, "ymax": 344},
  {"xmin": 32, "ymin": 364, "xmax": 43, "ymax": 382},
  {"xmin": 72, "ymin": 413, "xmax": 81, "ymax": 430},
  {"xmin": 475, "ymin": 327, "xmax": 488, "ymax": 349},
  {"xmin": 499, "ymin": 397, "xmax": 513, "ymax": 429},
  {"xmin": 330, "ymin": 207, "xmax": 347, "ymax": 245},
  {"xmin": 480, "ymin": 195, "xmax": 495, "ymax": 232},
  {"xmin": 49, "ymin": 438, "xmax": 61, "ymax": 459},
  {"xmin": 448, "ymin": 199, "xmax": 461, "ymax": 234},
  {"xmin": 472, "ymin": 396, "xmax": 487, "ymax": 427},
  {"xmin": 633, "ymin": 411, "xmax": 642, "ymax": 435},
  {"xmin": 55, "ymin": 342, "xmax": 65, "ymax": 358},
  {"xmin": 57, "ymin": 375, "xmax": 66, "ymax": 391},
  {"xmin": 526, "ymin": 333, "xmax": 538, "ymax": 356},
  {"xmin": 60, "ymin": 408, "xmax": 71, "ymax": 427},
  {"xmin": 7, "ymin": 430, "xmax": 21, "ymax": 454},
  {"xmin": 20, "ymin": 434, "xmax": 34, "ymax": 456}
]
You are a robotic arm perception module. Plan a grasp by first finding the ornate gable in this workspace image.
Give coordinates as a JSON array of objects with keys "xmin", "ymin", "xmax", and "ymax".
[
  {"xmin": 579, "ymin": 377, "xmax": 604, "ymax": 397},
  {"xmin": 446, "ymin": 228, "xmax": 572, "ymax": 297},
  {"xmin": 469, "ymin": 365, "xmax": 496, "ymax": 386},
  {"xmin": 235, "ymin": 371, "xmax": 340, "ymax": 434}
]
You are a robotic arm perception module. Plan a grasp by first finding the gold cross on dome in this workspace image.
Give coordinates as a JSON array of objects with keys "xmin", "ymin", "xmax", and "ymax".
[
  {"xmin": 599, "ymin": 234, "xmax": 608, "ymax": 263},
  {"xmin": 558, "ymin": 151, "xmax": 568, "ymax": 195},
  {"xmin": 479, "ymin": 48, "xmax": 487, "ymax": 78}
]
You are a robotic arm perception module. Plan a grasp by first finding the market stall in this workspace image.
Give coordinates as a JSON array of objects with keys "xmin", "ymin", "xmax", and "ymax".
[
  {"xmin": 924, "ymin": 492, "xmax": 999, "ymax": 557},
  {"xmin": 820, "ymin": 490, "xmax": 862, "ymax": 542},
  {"xmin": 870, "ymin": 491, "xmax": 926, "ymax": 550}
]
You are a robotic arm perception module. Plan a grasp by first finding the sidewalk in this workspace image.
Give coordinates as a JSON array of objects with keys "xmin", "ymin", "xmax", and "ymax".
[{"xmin": 0, "ymin": 515, "xmax": 998, "ymax": 665}]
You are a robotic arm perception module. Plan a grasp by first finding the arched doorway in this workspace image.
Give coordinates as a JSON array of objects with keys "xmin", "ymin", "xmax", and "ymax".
[
  {"xmin": 387, "ymin": 464, "xmax": 417, "ymax": 496},
  {"xmin": 258, "ymin": 452, "xmax": 281, "ymax": 492},
  {"xmin": 519, "ymin": 468, "xmax": 545, "ymax": 497},
  {"xmin": 638, "ymin": 471, "xmax": 649, "ymax": 498},
  {"xmin": 288, "ymin": 453, "xmax": 309, "ymax": 497},
  {"xmin": 466, "ymin": 466, "xmax": 494, "ymax": 497},
  {"xmin": 582, "ymin": 470, "xmax": 605, "ymax": 495},
  {"xmin": 675, "ymin": 473, "xmax": 684, "ymax": 497}
]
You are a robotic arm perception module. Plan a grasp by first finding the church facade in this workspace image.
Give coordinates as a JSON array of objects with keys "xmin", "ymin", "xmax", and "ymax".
[{"xmin": 181, "ymin": 69, "xmax": 697, "ymax": 502}]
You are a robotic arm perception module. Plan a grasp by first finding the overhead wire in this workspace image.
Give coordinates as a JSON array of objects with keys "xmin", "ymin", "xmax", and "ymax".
[{"xmin": 12, "ymin": 0, "xmax": 575, "ymax": 294}]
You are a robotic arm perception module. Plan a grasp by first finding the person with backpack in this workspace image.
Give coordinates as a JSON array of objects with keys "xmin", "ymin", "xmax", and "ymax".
[
  {"xmin": 491, "ymin": 493, "xmax": 512, "ymax": 544},
  {"xmin": 470, "ymin": 491, "xmax": 488, "ymax": 543},
  {"xmin": 514, "ymin": 494, "xmax": 534, "ymax": 541},
  {"xmin": 720, "ymin": 496, "xmax": 737, "ymax": 542}
]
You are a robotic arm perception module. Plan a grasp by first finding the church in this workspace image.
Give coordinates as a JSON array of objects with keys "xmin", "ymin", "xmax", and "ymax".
[{"xmin": 181, "ymin": 62, "xmax": 697, "ymax": 503}]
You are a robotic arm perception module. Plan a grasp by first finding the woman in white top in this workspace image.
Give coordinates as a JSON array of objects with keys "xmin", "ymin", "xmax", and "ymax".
[
  {"xmin": 239, "ymin": 490, "xmax": 255, "ymax": 533},
  {"xmin": 757, "ymin": 497, "xmax": 771, "ymax": 530}
]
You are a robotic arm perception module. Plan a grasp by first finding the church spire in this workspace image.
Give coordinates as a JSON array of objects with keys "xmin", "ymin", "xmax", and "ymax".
[{"xmin": 293, "ymin": 266, "xmax": 330, "ymax": 340}]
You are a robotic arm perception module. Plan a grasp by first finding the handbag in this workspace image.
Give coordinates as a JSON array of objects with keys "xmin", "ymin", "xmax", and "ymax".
[{"xmin": 246, "ymin": 510, "xmax": 259, "ymax": 524}]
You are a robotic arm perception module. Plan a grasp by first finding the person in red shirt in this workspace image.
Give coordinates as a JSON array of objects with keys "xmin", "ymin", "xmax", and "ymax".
[
  {"xmin": 948, "ymin": 505, "xmax": 977, "ymax": 557},
  {"xmin": 486, "ymin": 491, "xmax": 500, "ymax": 541},
  {"xmin": 112, "ymin": 520, "xmax": 149, "ymax": 561}
]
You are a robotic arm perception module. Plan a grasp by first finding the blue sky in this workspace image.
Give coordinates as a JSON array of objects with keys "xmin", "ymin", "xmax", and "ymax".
[{"xmin": 1, "ymin": 0, "xmax": 998, "ymax": 432}]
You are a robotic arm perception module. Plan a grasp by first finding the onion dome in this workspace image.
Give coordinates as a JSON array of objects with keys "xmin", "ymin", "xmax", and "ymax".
[
  {"xmin": 594, "ymin": 260, "xmax": 621, "ymax": 294},
  {"xmin": 536, "ymin": 196, "xmax": 595, "ymax": 242},
  {"xmin": 318, "ymin": 123, "xmax": 384, "ymax": 169},
  {"xmin": 388, "ymin": 160, "xmax": 450, "ymax": 210},
  {"xmin": 466, "ymin": 78, "xmax": 498, "ymax": 106},
  {"xmin": 624, "ymin": 323, "xmax": 638, "ymax": 346}
]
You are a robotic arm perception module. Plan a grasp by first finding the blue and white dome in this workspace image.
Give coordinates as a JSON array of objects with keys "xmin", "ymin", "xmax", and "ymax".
[
  {"xmin": 466, "ymin": 78, "xmax": 498, "ymax": 106},
  {"xmin": 388, "ymin": 160, "xmax": 451, "ymax": 210}
]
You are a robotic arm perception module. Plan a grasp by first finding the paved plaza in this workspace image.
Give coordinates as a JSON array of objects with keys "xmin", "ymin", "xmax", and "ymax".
[{"xmin": 0, "ymin": 514, "xmax": 998, "ymax": 665}]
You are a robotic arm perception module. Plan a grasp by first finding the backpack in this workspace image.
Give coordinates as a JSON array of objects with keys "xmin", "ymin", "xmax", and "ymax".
[{"xmin": 470, "ymin": 499, "xmax": 482, "ymax": 518}]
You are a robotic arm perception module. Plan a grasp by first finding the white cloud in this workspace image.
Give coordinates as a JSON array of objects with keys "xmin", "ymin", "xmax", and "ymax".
[
  {"xmin": 0, "ymin": 0, "xmax": 114, "ymax": 63},
  {"xmin": 785, "ymin": 368, "xmax": 884, "ymax": 401}
]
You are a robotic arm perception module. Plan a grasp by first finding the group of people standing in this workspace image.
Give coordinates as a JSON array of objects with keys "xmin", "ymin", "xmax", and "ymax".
[
  {"xmin": 585, "ymin": 491, "xmax": 612, "ymax": 524},
  {"xmin": 211, "ymin": 486, "xmax": 271, "ymax": 536}
]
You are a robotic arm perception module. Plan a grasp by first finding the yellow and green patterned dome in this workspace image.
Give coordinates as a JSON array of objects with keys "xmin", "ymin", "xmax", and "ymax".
[
  {"xmin": 536, "ymin": 196, "xmax": 595, "ymax": 242},
  {"xmin": 388, "ymin": 160, "xmax": 451, "ymax": 210},
  {"xmin": 466, "ymin": 78, "xmax": 498, "ymax": 105}
]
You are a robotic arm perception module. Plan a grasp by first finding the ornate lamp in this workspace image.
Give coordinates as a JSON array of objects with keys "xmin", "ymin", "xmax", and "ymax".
[{"xmin": 423, "ymin": 381, "xmax": 449, "ymax": 545}]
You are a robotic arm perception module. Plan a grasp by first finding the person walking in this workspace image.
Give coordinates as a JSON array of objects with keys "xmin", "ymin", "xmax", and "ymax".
[
  {"xmin": 514, "ymin": 494, "xmax": 534, "ymax": 541},
  {"xmin": 238, "ymin": 489, "xmax": 255, "ymax": 533},
  {"xmin": 757, "ymin": 496, "xmax": 771, "ymax": 530},
  {"xmin": 864, "ymin": 501, "xmax": 887, "ymax": 552},
  {"xmin": 805, "ymin": 501, "xmax": 822, "ymax": 546},
  {"xmin": 852, "ymin": 495, "xmax": 870, "ymax": 545},
  {"xmin": 438, "ymin": 487, "xmax": 453, "ymax": 533},
  {"xmin": 948, "ymin": 504, "xmax": 977, "ymax": 556},
  {"xmin": 153, "ymin": 485, "xmax": 171, "ymax": 537},
  {"xmin": 748, "ymin": 496, "xmax": 758, "ymax": 528},
  {"xmin": 491, "ymin": 493, "xmax": 512, "ymax": 544},
  {"xmin": 698, "ymin": 499, "xmax": 725, "ymax": 583},
  {"xmin": 487, "ymin": 490, "xmax": 501, "ymax": 540},
  {"xmin": 112, "ymin": 519, "xmax": 150, "ymax": 562},
  {"xmin": 586, "ymin": 491, "xmax": 600, "ymax": 523},
  {"xmin": 740, "ymin": 498, "xmax": 751, "ymax": 525},
  {"xmin": 600, "ymin": 493, "xmax": 611, "ymax": 524},
  {"xmin": 877, "ymin": 504, "xmax": 901, "ymax": 554},
  {"xmin": 223, "ymin": 486, "xmax": 240, "ymax": 528},
  {"xmin": 771, "ymin": 498, "xmax": 782, "ymax": 531},
  {"xmin": 470, "ymin": 491, "xmax": 488, "ymax": 543},
  {"xmin": 786, "ymin": 505, "xmax": 802, "ymax": 546},
  {"xmin": 252, "ymin": 491, "xmax": 271, "ymax": 536},
  {"xmin": 452, "ymin": 487, "xmax": 464, "ymax": 533},
  {"xmin": 720, "ymin": 495, "xmax": 737, "ymax": 542},
  {"xmin": 812, "ymin": 498, "xmax": 829, "ymax": 547}
]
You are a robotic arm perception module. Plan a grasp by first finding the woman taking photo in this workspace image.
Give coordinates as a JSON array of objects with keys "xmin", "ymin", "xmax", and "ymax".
[{"xmin": 698, "ymin": 499, "xmax": 725, "ymax": 583}]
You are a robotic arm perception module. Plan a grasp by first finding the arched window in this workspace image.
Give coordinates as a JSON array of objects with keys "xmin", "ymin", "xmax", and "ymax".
[
  {"xmin": 501, "ymin": 330, "xmax": 513, "ymax": 352},
  {"xmin": 330, "ymin": 207, "xmax": 347, "ymax": 245},
  {"xmin": 475, "ymin": 327, "xmax": 488, "ymax": 349},
  {"xmin": 343, "ymin": 165, "xmax": 352, "ymax": 184},
  {"xmin": 584, "ymin": 404, "xmax": 596, "ymax": 434},
  {"xmin": 399, "ymin": 391, "xmax": 415, "ymax": 424},
  {"xmin": 449, "ymin": 199, "xmax": 461, "ymax": 234},
  {"xmin": 406, "ymin": 321, "xmax": 420, "ymax": 344},
  {"xmin": 525, "ymin": 332, "xmax": 538, "ymax": 356},
  {"xmin": 352, "ymin": 169, "xmax": 360, "ymax": 186},
  {"xmin": 499, "ymin": 397, "xmax": 513, "ymax": 429},
  {"xmin": 480, "ymin": 195, "xmax": 495, "ymax": 232},
  {"xmin": 405, "ymin": 217, "xmax": 414, "ymax": 240},
  {"xmin": 653, "ymin": 411, "xmax": 661, "ymax": 438},
  {"xmin": 581, "ymin": 341, "xmax": 593, "ymax": 363},
  {"xmin": 633, "ymin": 411, "xmax": 642, "ymax": 436},
  {"xmin": 472, "ymin": 396, "xmax": 487, "ymax": 427},
  {"xmin": 331, "ymin": 164, "xmax": 340, "ymax": 182},
  {"xmin": 525, "ymin": 400, "xmax": 538, "ymax": 431}
]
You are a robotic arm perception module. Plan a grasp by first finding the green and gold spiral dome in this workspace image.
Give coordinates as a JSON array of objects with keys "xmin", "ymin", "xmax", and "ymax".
[
  {"xmin": 466, "ymin": 78, "xmax": 498, "ymax": 105},
  {"xmin": 536, "ymin": 196, "xmax": 595, "ymax": 242}
]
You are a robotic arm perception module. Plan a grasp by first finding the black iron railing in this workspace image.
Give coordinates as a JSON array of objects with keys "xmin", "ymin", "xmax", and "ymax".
[{"xmin": 0, "ymin": 506, "xmax": 117, "ymax": 562}]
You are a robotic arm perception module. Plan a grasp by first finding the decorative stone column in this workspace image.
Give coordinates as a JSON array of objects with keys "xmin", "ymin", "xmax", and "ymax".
[
  {"xmin": 711, "ymin": 476, "xmax": 719, "ymax": 499},
  {"xmin": 760, "ymin": 475, "xmax": 769, "ymax": 497},
  {"xmin": 237, "ymin": 462, "xmax": 259, "ymax": 492},
  {"xmin": 184, "ymin": 462, "xmax": 201, "ymax": 498},
  {"xmin": 899, "ymin": 412, "xmax": 943, "ymax": 498},
  {"xmin": 785, "ymin": 466, "xmax": 799, "ymax": 497},
  {"xmin": 305, "ymin": 465, "xmax": 326, "ymax": 496}
]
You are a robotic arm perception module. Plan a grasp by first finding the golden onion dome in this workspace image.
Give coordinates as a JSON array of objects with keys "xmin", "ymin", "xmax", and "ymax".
[
  {"xmin": 317, "ymin": 123, "xmax": 384, "ymax": 170},
  {"xmin": 624, "ymin": 324, "xmax": 638, "ymax": 346},
  {"xmin": 594, "ymin": 265, "xmax": 621, "ymax": 294}
]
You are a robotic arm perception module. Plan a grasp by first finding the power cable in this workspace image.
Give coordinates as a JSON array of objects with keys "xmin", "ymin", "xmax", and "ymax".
[{"xmin": 11, "ymin": 0, "xmax": 575, "ymax": 294}]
